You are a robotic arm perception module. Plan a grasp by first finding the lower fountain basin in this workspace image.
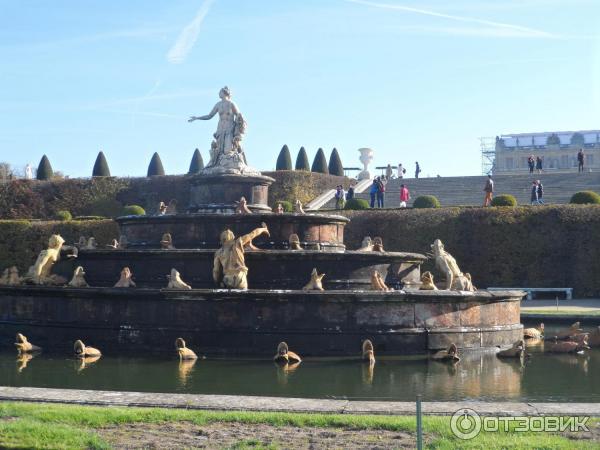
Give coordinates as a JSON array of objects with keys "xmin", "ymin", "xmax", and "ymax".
[
  {"xmin": 75, "ymin": 249, "xmax": 426, "ymax": 290},
  {"xmin": 0, "ymin": 287, "xmax": 523, "ymax": 356}
]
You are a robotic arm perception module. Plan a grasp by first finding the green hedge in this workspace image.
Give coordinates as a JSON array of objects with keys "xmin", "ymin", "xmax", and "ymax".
[
  {"xmin": 263, "ymin": 171, "xmax": 349, "ymax": 206},
  {"xmin": 0, "ymin": 220, "xmax": 119, "ymax": 273},
  {"xmin": 55, "ymin": 210, "xmax": 72, "ymax": 221},
  {"xmin": 570, "ymin": 191, "xmax": 600, "ymax": 205},
  {"xmin": 341, "ymin": 205, "xmax": 600, "ymax": 297},
  {"xmin": 122, "ymin": 205, "xmax": 146, "ymax": 216},
  {"xmin": 413, "ymin": 195, "xmax": 440, "ymax": 208},
  {"xmin": 491, "ymin": 194, "xmax": 517, "ymax": 207},
  {"xmin": 344, "ymin": 198, "xmax": 370, "ymax": 210}
]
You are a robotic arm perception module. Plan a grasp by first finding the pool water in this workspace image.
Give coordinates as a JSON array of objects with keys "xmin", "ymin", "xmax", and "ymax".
[{"xmin": 2, "ymin": 336, "xmax": 599, "ymax": 403}]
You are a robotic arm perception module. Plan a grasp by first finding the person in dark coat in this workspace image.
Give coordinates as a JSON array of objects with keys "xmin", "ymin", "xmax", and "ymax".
[
  {"xmin": 536, "ymin": 180, "xmax": 544, "ymax": 204},
  {"xmin": 530, "ymin": 181, "xmax": 538, "ymax": 205}
]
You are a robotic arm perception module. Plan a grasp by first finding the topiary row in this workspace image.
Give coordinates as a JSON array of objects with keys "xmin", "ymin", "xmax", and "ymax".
[
  {"xmin": 34, "ymin": 149, "xmax": 209, "ymax": 180},
  {"xmin": 276, "ymin": 146, "xmax": 344, "ymax": 176}
]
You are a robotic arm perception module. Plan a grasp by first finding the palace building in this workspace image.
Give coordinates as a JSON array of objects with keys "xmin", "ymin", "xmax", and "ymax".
[{"xmin": 493, "ymin": 130, "xmax": 600, "ymax": 174}]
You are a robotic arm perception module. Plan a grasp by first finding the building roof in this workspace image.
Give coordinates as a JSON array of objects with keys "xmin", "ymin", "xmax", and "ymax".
[{"xmin": 498, "ymin": 130, "xmax": 600, "ymax": 148}]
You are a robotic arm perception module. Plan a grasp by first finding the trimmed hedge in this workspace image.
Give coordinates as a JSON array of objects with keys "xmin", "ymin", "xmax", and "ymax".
[
  {"xmin": 344, "ymin": 198, "xmax": 370, "ymax": 210},
  {"xmin": 342, "ymin": 205, "xmax": 600, "ymax": 297},
  {"xmin": 0, "ymin": 219, "xmax": 119, "ymax": 273},
  {"xmin": 147, "ymin": 152, "xmax": 165, "ymax": 177},
  {"xmin": 122, "ymin": 205, "xmax": 145, "ymax": 216},
  {"xmin": 188, "ymin": 149, "xmax": 204, "ymax": 174},
  {"xmin": 570, "ymin": 191, "xmax": 600, "ymax": 205},
  {"xmin": 276, "ymin": 145, "xmax": 293, "ymax": 170},
  {"xmin": 263, "ymin": 171, "xmax": 349, "ymax": 206},
  {"xmin": 36, "ymin": 155, "xmax": 54, "ymax": 180},
  {"xmin": 295, "ymin": 147, "xmax": 310, "ymax": 171},
  {"xmin": 92, "ymin": 151, "xmax": 111, "ymax": 177},
  {"xmin": 311, "ymin": 148, "xmax": 329, "ymax": 174},
  {"xmin": 413, "ymin": 195, "xmax": 441, "ymax": 208},
  {"xmin": 328, "ymin": 148, "xmax": 344, "ymax": 176},
  {"xmin": 491, "ymin": 194, "xmax": 517, "ymax": 207}
]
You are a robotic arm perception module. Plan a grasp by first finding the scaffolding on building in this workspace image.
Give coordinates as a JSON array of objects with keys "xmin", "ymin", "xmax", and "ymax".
[{"xmin": 480, "ymin": 137, "xmax": 496, "ymax": 175}]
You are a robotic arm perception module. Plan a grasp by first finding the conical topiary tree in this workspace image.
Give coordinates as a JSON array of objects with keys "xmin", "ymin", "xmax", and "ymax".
[
  {"xmin": 311, "ymin": 148, "xmax": 329, "ymax": 174},
  {"xmin": 295, "ymin": 147, "xmax": 310, "ymax": 171},
  {"xmin": 276, "ymin": 145, "xmax": 293, "ymax": 170},
  {"xmin": 147, "ymin": 152, "xmax": 165, "ymax": 177},
  {"xmin": 92, "ymin": 151, "xmax": 111, "ymax": 177},
  {"xmin": 328, "ymin": 148, "xmax": 344, "ymax": 176},
  {"xmin": 36, "ymin": 155, "xmax": 54, "ymax": 180},
  {"xmin": 188, "ymin": 148, "xmax": 204, "ymax": 174}
]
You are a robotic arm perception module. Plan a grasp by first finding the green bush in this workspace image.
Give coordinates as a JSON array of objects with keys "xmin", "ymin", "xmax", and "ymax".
[
  {"xmin": 491, "ymin": 194, "xmax": 517, "ymax": 207},
  {"xmin": 311, "ymin": 148, "xmax": 329, "ymax": 174},
  {"xmin": 275, "ymin": 200, "xmax": 293, "ymax": 212},
  {"xmin": 276, "ymin": 145, "xmax": 293, "ymax": 170},
  {"xmin": 413, "ymin": 195, "xmax": 441, "ymax": 209},
  {"xmin": 570, "ymin": 191, "xmax": 600, "ymax": 205},
  {"xmin": 36, "ymin": 155, "xmax": 54, "ymax": 180},
  {"xmin": 328, "ymin": 148, "xmax": 344, "ymax": 176},
  {"xmin": 295, "ymin": 147, "xmax": 310, "ymax": 171},
  {"xmin": 121, "ymin": 205, "xmax": 146, "ymax": 216},
  {"xmin": 344, "ymin": 198, "xmax": 370, "ymax": 210},
  {"xmin": 92, "ymin": 151, "xmax": 111, "ymax": 177},
  {"xmin": 55, "ymin": 210, "xmax": 72, "ymax": 221}
]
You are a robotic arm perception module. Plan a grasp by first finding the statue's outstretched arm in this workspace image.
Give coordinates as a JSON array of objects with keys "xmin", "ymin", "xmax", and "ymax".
[
  {"xmin": 239, "ymin": 224, "xmax": 269, "ymax": 247},
  {"xmin": 189, "ymin": 104, "xmax": 218, "ymax": 122}
]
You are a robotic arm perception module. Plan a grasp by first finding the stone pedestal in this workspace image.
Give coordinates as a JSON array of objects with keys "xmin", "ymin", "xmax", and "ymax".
[{"xmin": 188, "ymin": 173, "xmax": 274, "ymax": 213}]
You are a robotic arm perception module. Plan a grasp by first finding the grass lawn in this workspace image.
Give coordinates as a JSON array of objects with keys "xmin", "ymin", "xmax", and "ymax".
[{"xmin": 0, "ymin": 401, "xmax": 597, "ymax": 449}]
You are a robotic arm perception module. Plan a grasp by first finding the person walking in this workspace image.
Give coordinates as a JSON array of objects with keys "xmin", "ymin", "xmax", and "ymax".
[
  {"xmin": 536, "ymin": 179, "xmax": 544, "ymax": 204},
  {"xmin": 397, "ymin": 163, "xmax": 405, "ymax": 179},
  {"xmin": 577, "ymin": 148, "xmax": 585, "ymax": 173},
  {"xmin": 399, "ymin": 184, "xmax": 410, "ymax": 208},
  {"xmin": 376, "ymin": 177, "xmax": 385, "ymax": 208},
  {"xmin": 536, "ymin": 156, "xmax": 543, "ymax": 174},
  {"xmin": 369, "ymin": 178, "xmax": 378, "ymax": 208},
  {"xmin": 530, "ymin": 181, "xmax": 538, "ymax": 205},
  {"xmin": 483, "ymin": 175, "xmax": 494, "ymax": 207},
  {"xmin": 415, "ymin": 161, "xmax": 421, "ymax": 179},
  {"xmin": 527, "ymin": 155, "xmax": 535, "ymax": 174},
  {"xmin": 334, "ymin": 185, "xmax": 346, "ymax": 209},
  {"xmin": 386, "ymin": 164, "xmax": 393, "ymax": 180}
]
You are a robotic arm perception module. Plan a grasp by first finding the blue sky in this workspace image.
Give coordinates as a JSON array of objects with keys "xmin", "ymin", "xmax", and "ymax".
[{"xmin": 1, "ymin": 0, "xmax": 599, "ymax": 178}]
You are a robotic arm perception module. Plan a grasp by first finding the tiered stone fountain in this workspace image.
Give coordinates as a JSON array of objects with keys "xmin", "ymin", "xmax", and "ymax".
[{"xmin": 0, "ymin": 88, "xmax": 523, "ymax": 355}]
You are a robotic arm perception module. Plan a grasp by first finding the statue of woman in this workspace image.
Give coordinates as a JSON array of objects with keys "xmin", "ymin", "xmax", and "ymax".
[{"xmin": 188, "ymin": 86, "xmax": 246, "ymax": 167}]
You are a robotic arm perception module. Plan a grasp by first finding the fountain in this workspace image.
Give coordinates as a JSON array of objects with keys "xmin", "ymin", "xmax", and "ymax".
[{"xmin": 0, "ymin": 88, "xmax": 523, "ymax": 356}]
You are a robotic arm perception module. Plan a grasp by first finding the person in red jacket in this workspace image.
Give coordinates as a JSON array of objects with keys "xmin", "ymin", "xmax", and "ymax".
[{"xmin": 399, "ymin": 184, "xmax": 410, "ymax": 208}]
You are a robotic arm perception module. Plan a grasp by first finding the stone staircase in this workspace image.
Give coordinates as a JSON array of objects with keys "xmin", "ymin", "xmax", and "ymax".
[{"xmin": 342, "ymin": 172, "xmax": 600, "ymax": 207}]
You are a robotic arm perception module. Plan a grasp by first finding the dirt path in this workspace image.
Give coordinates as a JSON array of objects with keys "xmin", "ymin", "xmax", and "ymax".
[{"xmin": 98, "ymin": 422, "xmax": 418, "ymax": 449}]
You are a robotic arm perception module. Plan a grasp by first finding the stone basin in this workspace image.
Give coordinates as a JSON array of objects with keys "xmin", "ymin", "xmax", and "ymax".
[
  {"xmin": 76, "ymin": 249, "xmax": 427, "ymax": 290},
  {"xmin": 116, "ymin": 212, "xmax": 350, "ymax": 251},
  {"xmin": 0, "ymin": 286, "xmax": 523, "ymax": 356}
]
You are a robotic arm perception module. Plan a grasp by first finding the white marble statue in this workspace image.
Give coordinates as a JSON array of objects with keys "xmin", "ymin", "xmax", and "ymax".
[{"xmin": 188, "ymin": 87, "xmax": 259, "ymax": 175}]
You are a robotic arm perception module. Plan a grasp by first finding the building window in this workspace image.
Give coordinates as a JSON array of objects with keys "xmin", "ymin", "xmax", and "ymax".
[
  {"xmin": 561, "ymin": 155, "xmax": 569, "ymax": 168},
  {"xmin": 506, "ymin": 158, "xmax": 513, "ymax": 169}
]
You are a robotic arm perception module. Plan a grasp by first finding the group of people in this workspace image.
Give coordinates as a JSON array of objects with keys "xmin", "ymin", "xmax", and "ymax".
[
  {"xmin": 527, "ymin": 155, "xmax": 543, "ymax": 174},
  {"xmin": 483, "ymin": 175, "xmax": 545, "ymax": 206},
  {"xmin": 369, "ymin": 177, "xmax": 386, "ymax": 208},
  {"xmin": 334, "ymin": 184, "xmax": 354, "ymax": 209}
]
